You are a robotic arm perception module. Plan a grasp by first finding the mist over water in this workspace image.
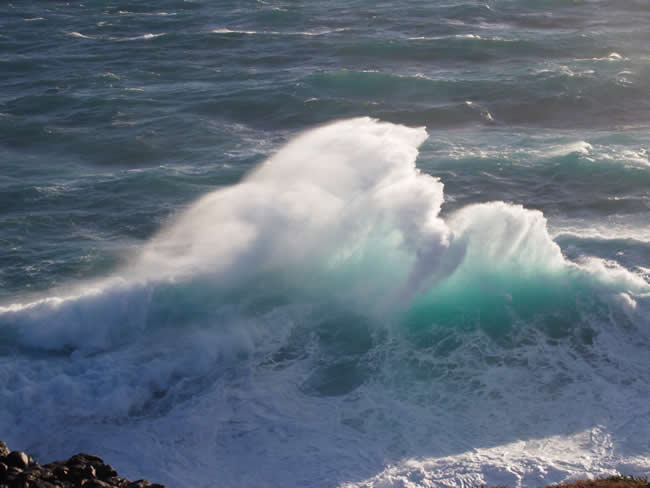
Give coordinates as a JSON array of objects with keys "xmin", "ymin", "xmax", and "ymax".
[{"xmin": 1, "ymin": 1, "xmax": 650, "ymax": 487}]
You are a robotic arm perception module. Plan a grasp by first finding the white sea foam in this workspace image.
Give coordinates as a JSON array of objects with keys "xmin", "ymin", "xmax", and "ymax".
[
  {"xmin": 1, "ymin": 119, "xmax": 648, "ymax": 488},
  {"xmin": 552, "ymin": 225, "xmax": 650, "ymax": 246},
  {"xmin": 409, "ymin": 34, "xmax": 508, "ymax": 41},
  {"xmin": 534, "ymin": 65, "xmax": 595, "ymax": 78},
  {"xmin": 99, "ymin": 72, "xmax": 120, "ymax": 80},
  {"xmin": 547, "ymin": 141, "xmax": 593, "ymax": 156},
  {"xmin": 464, "ymin": 100, "xmax": 495, "ymax": 122},
  {"xmin": 68, "ymin": 32, "xmax": 166, "ymax": 42},
  {"xmin": 66, "ymin": 31, "xmax": 94, "ymax": 39},
  {"xmin": 592, "ymin": 146, "xmax": 649, "ymax": 169},
  {"xmin": 212, "ymin": 28, "xmax": 259, "ymax": 35},
  {"xmin": 576, "ymin": 52, "xmax": 629, "ymax": 62},
  {"xmin": 118, "ymin": 11, "xmax": 176, "ymax": 16},
  {"xmin": 343, "ymin": 426, "xmax": 637, "ymax": 488},
  {"xmin": 3, "ymin": 117, "xmax": 647, "ymax": 346},
  {"xmin": 212, "ymin": 27, "xmax": 344, "ymax": 36},
  {"xmin": 110, "ymin": 33, "xmax": 166, "ymax": 41}
]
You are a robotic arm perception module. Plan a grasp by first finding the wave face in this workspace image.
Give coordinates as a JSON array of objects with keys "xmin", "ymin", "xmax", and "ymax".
[{"xmin": 1, "ymin": 119, "xmax": 649, "ymax": 487}]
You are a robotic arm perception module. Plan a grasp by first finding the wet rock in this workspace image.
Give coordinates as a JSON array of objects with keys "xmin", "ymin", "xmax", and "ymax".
[
  {"xmin": 50, "ymin": 464, "xmax": 69, "ymax": 480},
  {"xmin": 15, "ymin": 471, "xmax": 37, "ymax": 485},
  {"xmin": 126, "ymin": 481, "xmax": 151, "ymax": 488},
  {"xmin": 0, "ymin": 442, "xmax": 166, "ymax": 488},
  {"xmin": 0, "ymin": 442, "xmax": 9, "ymax": 458},
  {"xmin": 67, "ymin": 454, "xmax": 104, "ymax": 468},
  {"xmin": 37, "ymin": 469, "xmax": 54, "ymax": 481},
  {"xmin": 83, "ymin": 465, "xmax": 97, "ymax": 479},
  {"xmin": 67, "ymin": 464, "xmax": 89, "ymax": 482},
  {"xmin": 6, "ymin": 466, "xmax": 23, "ymax": 477},
  {"xmin": 8, "ymin": 479, "xmax": 28, "ymax": 488},
  {"xmin": 6, "ymin": 453, "xmax": 28, "ymax": 470},
  {"xmin": 105, "ymin": 475, "xmax": 124, "ymax": 486},
  {"xmin": 95, "ymin": 464, "xmax": 118, "ymax": 480},
  {"xmin": 82, "ymin": 479, "xmax": 114, "ymax": 488},
  {"xmin": 30, "ymin": 480, "xmax": 59, "ymax": 488}
]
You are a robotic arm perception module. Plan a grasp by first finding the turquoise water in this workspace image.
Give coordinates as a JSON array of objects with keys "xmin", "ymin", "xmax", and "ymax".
[{"xmin": 1, "ymin": 2, "xmax": 649, "ymax": 487}]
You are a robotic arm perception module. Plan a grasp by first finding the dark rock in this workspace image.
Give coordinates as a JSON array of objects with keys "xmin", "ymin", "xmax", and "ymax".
[
  {"xmin": 7, "ymin": 473, "xmax": 28, "ymax": 488},
  {"xmin": 51, "ymin": 465, "xmax": 69, "ymax": 480},
  {"xmin": 6, "ymin": 453, "xmax": 29, "ymax": 470},
  {"xmin": 8, "ymin": 480, "xmax": 27, "ymax": 488},
  {"xmin": 81, "ymin": 479, "xmax": 114, "ymax": 488},
  {"xmin": 15, "ymin": 471, "xmax": 37, "ymax": 484},
  {"xmin": 67, "ymin": 455, "xmax": 104, "ymax": 467},
  {"xmin": 83, "ymin": 466, "xmax": 96, "ymax": 480},
  {"xmin": 66, "ymin": 465, "xmax": 87, "ymax": 482},
  {"xmin": 66, "ymin": 462, "xmax": 85, "ymax": 473},
  {"xmin": 104, "ymin": 476, "xmax": 122, "ymax": 486},
  {"xmin": 37, "ymin": 469, "xmax": 54, "ymax": 481},
  {"xmin": 95, "ymin": 465, "xmax": 117, "ymax": 480},
  {"xmin": 126, "ymin": 480, "xmax": 151, "ymax": 488},
  {"xmin": 0, "ymin": 442, "xmax": 164, "ymax": 488},
  {"xmin": 29, "ymin": 480, "xmax": 59, "ymax": 488},
  {"xmin": 6, "ymin": 466, "xmax": 22, "ymax": 478}
]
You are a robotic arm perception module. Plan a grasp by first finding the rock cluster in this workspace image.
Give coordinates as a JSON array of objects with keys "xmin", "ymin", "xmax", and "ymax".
[{"xmin": 0, "ymin": 441, "xmax": 166, "ymax": 488}]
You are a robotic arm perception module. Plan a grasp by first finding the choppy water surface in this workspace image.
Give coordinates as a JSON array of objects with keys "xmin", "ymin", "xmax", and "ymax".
[{"xmin": 1, "ymin": 1, "xmax": 649, "ymax": 487}]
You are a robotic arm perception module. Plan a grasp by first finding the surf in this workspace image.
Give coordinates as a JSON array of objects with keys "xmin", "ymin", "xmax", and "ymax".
[
  {"xmin": 1, "ymin": 118, "xmax": 647, "ymax": 352},
  {"xmin": 0, "ymin": 118, "xmax": 648, "ymax": 488}
]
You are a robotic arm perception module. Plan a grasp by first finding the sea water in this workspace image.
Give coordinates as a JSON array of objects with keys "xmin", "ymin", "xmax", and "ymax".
[{"xmin": 1, "ymin": 1, "xmax": 649, "ymax": 487}]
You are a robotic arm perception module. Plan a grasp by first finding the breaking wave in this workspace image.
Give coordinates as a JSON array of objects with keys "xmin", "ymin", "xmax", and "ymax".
[
  {"xmin": 1, "ymin": 118, "xmax": 646, "ymax": 352},
  {"xmin": 1, "ymin": 118, "xmax": 648, "ymax": 487}
]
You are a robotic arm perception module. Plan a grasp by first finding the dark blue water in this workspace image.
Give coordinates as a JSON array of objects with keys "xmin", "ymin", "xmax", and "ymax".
[{"xmin": 1, "ymin": 2, "xmax": 649, "ymax": 487}]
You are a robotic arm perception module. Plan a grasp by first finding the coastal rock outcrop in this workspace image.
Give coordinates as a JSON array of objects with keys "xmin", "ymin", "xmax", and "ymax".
[{"xmin": 0, "ymin": 441, "xmax": 166, "ymax": 488}]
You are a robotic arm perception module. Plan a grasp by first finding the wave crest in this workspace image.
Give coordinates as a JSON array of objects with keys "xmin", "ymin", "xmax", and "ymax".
[{"xmin": 1, "ymin": 118, "xmax": 647, "ymax": 354}]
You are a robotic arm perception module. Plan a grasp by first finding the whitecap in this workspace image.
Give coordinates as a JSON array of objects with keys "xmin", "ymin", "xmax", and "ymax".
[
  {"xmin": 547, "ymin": 140, "xmax": 593, "ymax": 157},
  {"xmin": 576, "ymin": 52, "xmax": 629, "ymax": 62},
  {"xmin": 212, "ymin": 27, "xmax": 343, "ymax": 36},
  {"xmin": 110, "ymin": 33, "xmax": 166, "ymax": 41},
  {"xmin": 66, "ymin": 31, "xmax": 94, "ymax": 39},
  {"xmin": 1, "ymin": 119, "xmax": 648, "ymax": 488},
  {"xmin": 212, "ymin": 28, "xmax": 259, "ymax": 35},
  {"xmin": 117, "ymin": 10, "xmax": 176, "ymax": 16},
  {"xmin": 409, "ymin": 34, "xmax": 508, "ymax": 41},
  {"xmin": 99, "ymin": 72, "xmax": 120, "ymax": 80}
]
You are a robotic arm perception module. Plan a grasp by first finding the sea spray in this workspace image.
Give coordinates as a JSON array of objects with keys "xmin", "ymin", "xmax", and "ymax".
[
  {"xmin": 2, "ymin": 118, "xmax": 646, "ymax": 344},
  {"xmin": 0, "ymin": 119, "xmax": 648, "ymax": 488}
]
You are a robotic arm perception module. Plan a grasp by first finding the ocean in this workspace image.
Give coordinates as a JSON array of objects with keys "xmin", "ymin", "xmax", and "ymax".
[{"xmin": 1, "ymin": 1, "xmax": 649, "ymax": 487}]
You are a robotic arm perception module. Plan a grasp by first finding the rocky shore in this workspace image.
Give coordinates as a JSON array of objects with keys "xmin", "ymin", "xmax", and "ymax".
[
  {"xmin": 2, "ymin": 439, "xmax": 648, "ymax": 488},
  {"xmin": 0, "ymin": 441, "xmax": 166, "ymax": 488}
]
